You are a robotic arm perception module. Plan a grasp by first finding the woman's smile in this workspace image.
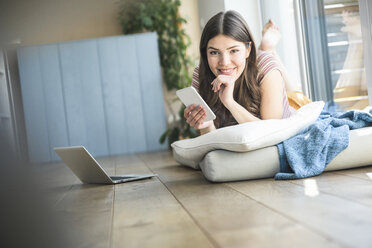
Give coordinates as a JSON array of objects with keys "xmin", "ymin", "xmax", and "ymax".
[{"xmin": 218, "ymin": 68, "xmax": 236, "ymax": 75}]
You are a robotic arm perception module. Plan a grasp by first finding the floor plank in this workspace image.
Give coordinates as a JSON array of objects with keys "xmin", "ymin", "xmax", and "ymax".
[
  {"xmin": 333, "ymin": 166, "xmax": 372, "ymax": 180},
  {"xmin": 111, "ymin": 153, "xmax": 214, "ymax": 248},
  {"xmin": 289, "ymin": 171, "xmax": 372, "ymax": 208},
  {"xmin": 57, "ymin": 184, "xmax": 114, "ymax": 248},
  {"xmin": 33, "ymin": 155, "xmax": 116, "ymax": 207},
  {"xmin": 52, "ymin": 156, "xmax": 116, "ymax": 248},
  {"xmin": 34, "ymin": 161, "xmax": 79, "ymax": 207},
  {"xmin": 139, "ymin": 151, "xmax": 339, "ymax": 248},
  {"xmin": 228, "ymin": 177, "xmax": 372, "ymax": 248}
]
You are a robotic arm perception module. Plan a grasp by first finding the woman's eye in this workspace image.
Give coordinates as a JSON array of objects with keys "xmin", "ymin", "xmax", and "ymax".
[
  {"xmin": 231, "ymin": 49, "xmax": 240, "ymax": 54},
  {"xmin": 209, "ymin": 51, "xmax": 218, "ymax": 55}
]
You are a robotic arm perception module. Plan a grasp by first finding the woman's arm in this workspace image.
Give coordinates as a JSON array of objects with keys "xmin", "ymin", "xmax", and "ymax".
[
  {"xmin": 224, "ymin": 101, "xmax": 261, "ymax": 122},
  {"xmin": 211, "ymin": 75, "xmax": 261, "ymax": 123},
  {"xmin": 267, "ymin": 50, "xmax": 299, "ymax": 92},
  {"xmin": 200, "ymin": 123, "xmax": 216, "ymax": 135},
  {"xmin": 259, "ymin": 20, "xmax": 300, "ymax": 92},
  {"xmin": 259, "ymin": 69, "xmax": 284, "ymax": 119},
  {"xmin": 224, "ymin": 69, "xmax": 284, "ymax": 122}
]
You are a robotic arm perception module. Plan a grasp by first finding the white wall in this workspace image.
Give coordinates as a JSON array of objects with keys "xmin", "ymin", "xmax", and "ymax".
[
  {"xmin": 197, "ymin": 0, "xmax": 225, "ymax": 31},
  {"xmin": 224, "ymin": 0, "xmax": 262, "ymax": 44},
  {"xmin": 198, "ymin": 0, "xmax": 262, "ymax": 42}
]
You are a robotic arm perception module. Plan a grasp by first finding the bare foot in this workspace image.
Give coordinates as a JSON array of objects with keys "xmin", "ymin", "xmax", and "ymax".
[
  {"xmin": 260, "ymin": 19, "xmax": 282, "ymax": 51},
  {"xmin": 341, "ymin": 11, "xmax": 362, "ymax": 39}
]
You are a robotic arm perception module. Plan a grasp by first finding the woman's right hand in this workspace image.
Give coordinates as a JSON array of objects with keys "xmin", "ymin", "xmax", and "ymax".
[{"xmin": 184, "ymin": 104, "xmax": 214, "ymax": 130}]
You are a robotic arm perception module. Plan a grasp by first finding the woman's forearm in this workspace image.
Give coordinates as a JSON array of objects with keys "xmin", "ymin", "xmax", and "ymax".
[
  {"xmin": 200, "ymin": 123, "xmax": 216, "ymax": 135},
  {"xmin": 225, "ymin": 101, "xmax": 260, "ymax": 123}
]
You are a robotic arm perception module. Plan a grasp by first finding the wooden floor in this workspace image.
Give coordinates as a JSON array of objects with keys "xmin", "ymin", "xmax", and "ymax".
[{"xmin": 34, "ymin": 150, "xmax": 372, "ymax": 248}]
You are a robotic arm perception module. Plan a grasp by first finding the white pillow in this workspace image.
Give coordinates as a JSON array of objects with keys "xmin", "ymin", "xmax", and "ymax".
[{"xmin": 171, "ymin": 101, "xmax": 325, "ymax": 169}]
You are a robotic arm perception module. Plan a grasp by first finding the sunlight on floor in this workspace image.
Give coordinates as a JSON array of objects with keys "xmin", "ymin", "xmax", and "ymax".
[
  {"xmin": 304, "ymin": 179, "xmax": 320, "ymax": 197},
  {"xmin": 366, "ymin": 173, "xmax": 372, "ymax": 180}
]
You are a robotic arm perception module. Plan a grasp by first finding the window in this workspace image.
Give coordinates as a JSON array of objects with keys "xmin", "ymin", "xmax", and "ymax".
[
  {"xmin": 299, "ymin": 0, "xmax": 371, "ymax": 109},
  {"xmin": 325, "ymin": 0, "xmax": 368, "ymax": 109}
]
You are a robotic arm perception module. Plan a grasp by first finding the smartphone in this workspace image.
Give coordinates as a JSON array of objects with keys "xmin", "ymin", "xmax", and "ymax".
[{"xmin": 176, "ymin": 86, "xmax": 216, "ymax": 121}]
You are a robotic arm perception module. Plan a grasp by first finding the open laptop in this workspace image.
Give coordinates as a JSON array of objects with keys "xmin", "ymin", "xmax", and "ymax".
[{"xmin": 54, "ymin": 146, "xmax": 157, "ymax": 184}]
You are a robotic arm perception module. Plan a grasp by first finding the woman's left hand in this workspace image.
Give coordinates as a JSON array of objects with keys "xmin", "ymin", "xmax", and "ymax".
[{"xmin": 211, "ymin": 74, "xmax": 236, "ymax": 107}]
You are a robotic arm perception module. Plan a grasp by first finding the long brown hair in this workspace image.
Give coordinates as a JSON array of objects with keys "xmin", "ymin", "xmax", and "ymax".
[{"xmin": 199, "ymin": 10, "xmax": 261, "ymax": 128}]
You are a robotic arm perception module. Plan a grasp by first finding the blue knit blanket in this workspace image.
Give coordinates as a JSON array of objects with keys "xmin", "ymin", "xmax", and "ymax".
[{"xmin": 275, "ymin": 107, "xmax": 372, "ymax": 180}]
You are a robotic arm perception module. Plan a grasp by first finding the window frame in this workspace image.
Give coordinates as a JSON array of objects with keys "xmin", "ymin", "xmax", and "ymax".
[{"xmin": 297, "ymin": 0, "xmax": 334, "ymax": 102}]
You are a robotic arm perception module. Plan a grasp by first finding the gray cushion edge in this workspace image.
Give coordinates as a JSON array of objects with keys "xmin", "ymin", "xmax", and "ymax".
[
  {"xmin": 200, "ymin": 127, "xmax": 372, "ymax": 182},
  {"xmin": 172, "ymin": 148, "xmax": 200, "ymax": 170}
]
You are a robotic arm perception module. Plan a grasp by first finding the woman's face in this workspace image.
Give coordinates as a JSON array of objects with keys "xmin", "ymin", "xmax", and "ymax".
[{"xmin": 206, "ymin": 34, "xmax": 250, "ymax": 78}]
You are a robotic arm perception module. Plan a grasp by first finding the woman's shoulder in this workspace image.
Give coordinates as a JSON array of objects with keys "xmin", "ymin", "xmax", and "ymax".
[
  {"xmin": 193, "ymin": 66, "xmax": 199, "ymax": 76},
  {"xmin": 257, "ymin": 50, "xmax": 278, "ymax": 68},
  {"xmin": 256, "ymin": 50, "xmax": 281, "ymax": 84}
]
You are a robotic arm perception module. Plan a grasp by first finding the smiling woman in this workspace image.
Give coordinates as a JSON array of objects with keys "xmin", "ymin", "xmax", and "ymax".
[{"xmin": 186, "ymin": 10, "xmax": 295, "ymax": 135}]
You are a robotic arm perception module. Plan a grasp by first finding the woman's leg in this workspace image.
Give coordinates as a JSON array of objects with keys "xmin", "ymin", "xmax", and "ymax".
[
  {"xmin": 259, "ymin": 19, "xmax": 281, "ymax": 52},
  {"xmin": 259, "ymin": 19, "xmax": 300, "ymax": 92}
]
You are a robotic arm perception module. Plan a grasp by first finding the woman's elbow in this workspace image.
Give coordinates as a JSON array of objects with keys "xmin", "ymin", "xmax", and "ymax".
[{"xmin": 261, "ymin": 109, "xmax": 283, "ymax": 120}]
